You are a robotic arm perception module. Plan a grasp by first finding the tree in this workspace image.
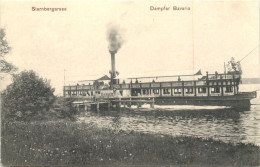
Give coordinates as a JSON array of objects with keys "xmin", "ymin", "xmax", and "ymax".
[
  {"xmin": 1, "ymin": 70, "xmax": 55, "ymax": 121},
  {"xmin": 0, "ymin": 28, "xmax": 17, "ymax": 78}
]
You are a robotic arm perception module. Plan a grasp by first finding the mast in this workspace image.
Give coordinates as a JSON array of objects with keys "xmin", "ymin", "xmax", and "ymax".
[
  {"xmin": 224, "ymin": 62, "xmax": 226, "ymax": 75},
  {"xmin": 63, "ymin": 69, "xmax": 66, "ymax": 99}
]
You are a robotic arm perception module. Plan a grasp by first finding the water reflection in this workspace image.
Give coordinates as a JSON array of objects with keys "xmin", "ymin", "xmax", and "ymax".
[{"xmin": 78, "ymin": 104, "xmax": 260, "ymax": 145}]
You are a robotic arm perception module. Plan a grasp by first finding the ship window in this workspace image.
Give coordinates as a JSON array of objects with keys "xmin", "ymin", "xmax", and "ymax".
[
  {"xmin": 163, "ymin": 88, "xmax": 171, "ymax": 94},
  {"xmin": 153, "ymin": 89, "xmax": 160, "ymax": 94},
  {"xmin": 226, "ymin": 86, "xmax": 233, "ymax": 93},
  {"xmin": 198, "ymin": 87, "xmax": 206, "ymax": 93},
  {"xmin": 174, "ymin": 88, "xmax": 181, "ymax": 94},
  {"xmin": 186, "ymin": 88, "xmax": 193, "ymax": 94},
  {"xmin": 211, "ymin": 87, "xmax": 220, "ymax": 93},
  {"xmin": 143, "ymin": 89, "xmax": 149, "ymax": 95}
]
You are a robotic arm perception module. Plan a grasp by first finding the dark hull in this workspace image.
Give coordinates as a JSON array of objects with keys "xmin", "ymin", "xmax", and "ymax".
[
  {"xmin": 154, "ymin": 92, "xmax": 257, "ymax": 109},
  {"xmin": 155, "ymin": 97, "xmax": 251, "ymax": 109}
]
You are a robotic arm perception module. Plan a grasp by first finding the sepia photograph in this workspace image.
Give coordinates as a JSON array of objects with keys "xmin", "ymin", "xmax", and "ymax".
[{"xmin": 1, "ymin": 0, "xmax": 260, "ymax": 166}]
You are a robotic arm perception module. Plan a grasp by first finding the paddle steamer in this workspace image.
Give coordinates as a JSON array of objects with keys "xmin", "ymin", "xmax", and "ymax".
[{"xmin": 63, "ymin": 56, "xmax": 257, "ymax": 108}]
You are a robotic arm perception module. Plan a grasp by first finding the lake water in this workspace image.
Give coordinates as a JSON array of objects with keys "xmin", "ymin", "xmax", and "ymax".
[{"xmin": 78, "ymin": 84, "xmax": 260, "ymax": 146}]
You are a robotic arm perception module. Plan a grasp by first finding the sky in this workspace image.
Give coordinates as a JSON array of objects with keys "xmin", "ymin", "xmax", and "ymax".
[{"xmin": 1, "ymin": 1, "xmax": 259, "ymax": 95}]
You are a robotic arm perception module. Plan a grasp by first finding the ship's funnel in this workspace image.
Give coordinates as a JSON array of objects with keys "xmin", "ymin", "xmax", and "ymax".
[{"xmin": 110, "ymin": 50, "xmax": 116, "ymax": 79}]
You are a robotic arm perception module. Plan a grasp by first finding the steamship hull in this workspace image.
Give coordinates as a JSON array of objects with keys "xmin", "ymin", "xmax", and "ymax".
[{"xmin": 154, "ymin": 91, "xmax": 256, "ymax": 109}]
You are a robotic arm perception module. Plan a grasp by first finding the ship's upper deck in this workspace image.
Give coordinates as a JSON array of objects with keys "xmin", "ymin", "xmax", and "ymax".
[{"xmin": 64, "ymin": 73, "xmax": 241, "ymax": 91}]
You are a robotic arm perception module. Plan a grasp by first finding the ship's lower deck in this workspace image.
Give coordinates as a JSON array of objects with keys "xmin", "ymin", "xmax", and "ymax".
[{"xmin": 68, "ymin": 91, "xmax": 257, "ymax": 109}]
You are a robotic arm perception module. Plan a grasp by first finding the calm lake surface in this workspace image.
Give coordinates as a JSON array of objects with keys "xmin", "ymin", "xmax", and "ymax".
[{"xmin": 78, "ymin": 85, "xmax": 260, "ymax": 146}]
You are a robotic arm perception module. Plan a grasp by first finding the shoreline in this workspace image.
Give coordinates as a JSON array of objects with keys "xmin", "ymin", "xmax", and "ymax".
[{"xmin": 2, "ymin": 120, "xmax": 260, "ymax": 166}]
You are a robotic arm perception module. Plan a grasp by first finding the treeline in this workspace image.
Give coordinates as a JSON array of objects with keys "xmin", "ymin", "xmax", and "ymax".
[{"xmin": 1, "ymin": 70, "xmax": 79, "ymax": 122}]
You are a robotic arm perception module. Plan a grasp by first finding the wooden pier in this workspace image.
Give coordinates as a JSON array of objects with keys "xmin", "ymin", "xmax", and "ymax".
[{"xmin": 72, "ymin": 96, "xmax": 155, "ymax": 112}]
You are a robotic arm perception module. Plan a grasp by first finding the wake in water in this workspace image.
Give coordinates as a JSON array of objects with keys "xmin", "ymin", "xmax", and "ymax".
[{"xmin": 127, "ymin": 104, "xmax": 231, "ymax": 110}]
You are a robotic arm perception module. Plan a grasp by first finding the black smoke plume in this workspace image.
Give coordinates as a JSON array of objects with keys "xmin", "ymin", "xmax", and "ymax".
[{"xmin": 106, "ymin": 23, "xmax": 124, "ymax": 53}]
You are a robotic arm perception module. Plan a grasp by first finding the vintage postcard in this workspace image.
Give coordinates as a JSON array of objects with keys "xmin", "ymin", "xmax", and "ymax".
[{"xmin": 1, "ymin": 0, "xmax": 259, "ymax": 166}]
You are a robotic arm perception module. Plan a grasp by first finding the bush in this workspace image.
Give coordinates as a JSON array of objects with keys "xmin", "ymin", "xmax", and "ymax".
[
  {"xmin": 52, "ymin": 97, "xmax": 79, "ymax": 121},
  {"xmin": 1, "ymin": 70, "xmax": 55, "ymax": 121}
]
